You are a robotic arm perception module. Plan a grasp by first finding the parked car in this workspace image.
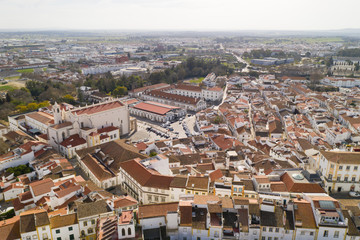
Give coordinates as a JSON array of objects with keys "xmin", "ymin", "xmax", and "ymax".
[{"xmin": 349, "ymin": 191, "xmax": 360, "ymax": 197}]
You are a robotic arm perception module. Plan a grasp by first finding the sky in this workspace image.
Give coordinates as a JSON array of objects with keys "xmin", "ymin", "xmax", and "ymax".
[{"xmin": 0, "ymin": 0, "xmax": 359, "ymax": 31}]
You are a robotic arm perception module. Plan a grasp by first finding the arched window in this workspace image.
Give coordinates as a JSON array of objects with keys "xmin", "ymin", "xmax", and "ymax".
[
  {"xmin": 62, "ymin": 132, "xmax": 65, "ymax": 141},
  {"xmin": 122, "ymin": 228, "xmax": 125, "ymax": 236},
  {"xmin": 128, "ymin": 227, "xmax": 132, "ymax": 235}
]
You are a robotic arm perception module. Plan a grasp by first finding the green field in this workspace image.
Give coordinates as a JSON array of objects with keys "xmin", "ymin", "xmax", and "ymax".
[
  {"xmin": 0, "ymin": 85, "xmax": 16, "ymax": 91},
  {"xmin": 4, "ymin": 76, "xmax": 20, "ymax": 81},
  {"xmin": 16, "ymin": 68, "xmax": 34, "ymax": 73},
  {"xmin": 247, "ymin": 36, "xmax": 344, "ymax": 45},
  {"xmin": 189, "ymin": 77, "xmax": 204, "ymax": 84}
]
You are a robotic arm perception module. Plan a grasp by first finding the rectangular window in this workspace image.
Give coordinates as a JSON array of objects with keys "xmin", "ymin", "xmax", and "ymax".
[
  {"xmin": 334, "ymin": 231, "xmax": 339, "ymax": 238},
  {"xmin": 339, "ymin": 166, "xmax": 343, "ymax": 170},
  {"xmin": 347, "ymin": 166, "xmax": 351, "ymax": 170},
  {"xmin": 355, "ymin": 166, "xmax": 358, "ymax": 171},
  {"xmin": 324, "ymin": 230, "xmax": 328, "ymax": 237},
  {"xmin": 83, "ymin": 221, "xmax": 87, "ymax": 227},
  {"xmin": 57, "ymin": 238, "xmax": 61, "ymax": 240},
  {"xmin": 69, "ymin": 226, "xmax": 73, "ymax": 231},
  {"xmin": 301, "ymin": 231, "xmax": 305, "ymax": 235},
  {"xmin": 330, "ymin": 164, "xmax": 334, "ymax": 168},
  {"xmin": 263, "ymin": 227, "xmax": 266, "ymax": 232},
  {"xmin": 310, "ymin": 232, "xmax": 314, "ymax": 236},
  {"xmin": 55, "ymin": 229, "xmax": 60, "ymax": 234},
  {"xmin": 337, "ymin": 176, "xmax": 341, "ymax": 181},
  {"xmin": 234, "ymin": 187, "xmax": 237, "ymax": 192},
  {"xmin": 345, "ymin": 177, "xmax": 349, "ymax": 182},
  {"xmin": 352, "ymin": 177, "xmax": 356, "ymax": 182},
  {"xmin": 269, "ymin": 227, "xmax": 273, "ymax": 232},
  {"xmin": 91, "ymin": 220, "xmax": 95, "ymax": 225},
  {"xmin": 275, "ymin": 228, "xmax": 279, "ymax": 233},
  {"xmin": 328, "ymin": 174, "xmax": 332, "ymax": 180}
]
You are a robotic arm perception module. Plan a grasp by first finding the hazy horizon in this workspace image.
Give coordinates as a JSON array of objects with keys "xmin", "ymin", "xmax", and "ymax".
[{"xmin": 1, "ymin": 0, "xmax": 360, "ymax": 31}]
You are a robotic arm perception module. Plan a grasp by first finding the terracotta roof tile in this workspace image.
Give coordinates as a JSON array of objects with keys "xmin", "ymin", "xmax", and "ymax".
[
  {"xmin": 81, "ymin": 154, "xmax": 114, "ymax": 181},
  {"xmin": 49, "ymin": 213, "xmax": 77, "ymax": 229},
  {"xmin": 120, "ymin": 158, "xmax": 173, "ymax": 189},
  {"xmin": 138, "ymin": 202, "xmax": 178, "ymax": 219},
  {"xmin": 60, "ymin": 134, "xmax": 86, "ymax": 148},
  {"xmin": 72, "ymin": 101, "xmax": 123, "ymax": 115},
  {"xmin": 29, "ymin": 178, "xmax": 54, "ymax": 196},
  {"xmin": 281, "ymin": 172, "xmax": 325, "ymax": 193}
]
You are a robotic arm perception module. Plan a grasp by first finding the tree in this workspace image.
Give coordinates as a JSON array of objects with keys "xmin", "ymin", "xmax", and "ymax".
[
  {"xmin": 112, "ymin": 86, "xmax": 128, "ymax": 97},
  {"xmin": 249, "ymin": 71, "xmax": 260, "ymax": 78},
  {"xmin": 213, "ymin": 116, "xmax": 222, "ymax": 124},
  {"xmin": 62, "ymin": 94, "xmax": 76, "ymax": 104},
  {"xmin": 0, "ymin": 139, "xmax": 9, "ymax": 155},
  {"xmin": 310, "ymin": 73, "xmax": 324, "ymax": 84},
  {"xmin": 355, "ymin": 63, "xmax": 360, "ymax": 71},
  {"xmin": 326, "ymin": 56, "xmax": 333, "ymax": 67},
  {"xmin": 5, "ymin": 93, "xmax": 11, "ymax": 102},
  {"xmin": 26, "ymin": 80, "xmax": 46, "ymax": 98},
  {"xmin": 149, "ymin": 151, "xmax": 157, "ymax": 157}
]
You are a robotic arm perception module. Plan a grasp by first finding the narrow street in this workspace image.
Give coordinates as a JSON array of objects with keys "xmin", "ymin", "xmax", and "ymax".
[{"xmin": 232, "ymin": 52, "xmax": 250, "ymax": 73}]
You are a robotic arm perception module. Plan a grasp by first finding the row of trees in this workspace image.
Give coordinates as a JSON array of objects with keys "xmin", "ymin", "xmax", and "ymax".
[
  {"xmin": 6, "ymin": 164, "xmax": 32, "ymax": 177},
  {"xmin": 242, "ymin": 49, "xmax": 301, "ymax": 61},
  {"xmin": 83, "ymin": 57, "xmax": 234, "ymax": 95},
  {"xmin": 337, "ymin": 48, "xmax": 360, "ymax": 57}
]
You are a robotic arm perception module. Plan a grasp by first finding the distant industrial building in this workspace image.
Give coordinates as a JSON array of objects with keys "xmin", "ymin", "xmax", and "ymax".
[{"xmin": 251, "ymin": 58, "xmax": 294, "ymax": 66}]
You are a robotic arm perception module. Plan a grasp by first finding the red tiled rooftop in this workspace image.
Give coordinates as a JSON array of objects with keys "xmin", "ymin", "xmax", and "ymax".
[
  {"xmin": 60, "ymin": 134, "xmax": 86, "ymax": 148},
  {"xmin": 120, "ymin": 158, "xmax": 173, "ymax": 189},
  {"xmin": 134, "ymin": 102, "xmax": 174, "ymax": 115},
  {"xmin": 208, "ymin": 86, "xmax": 222, "ymax": 91},
  {"xmin": 29, "ymin": 178, "xmax": 54, "ymax": 197},
  {"xmin": 148, "ymin": 90, "xmax": 200, "ymax": 105},
  {"xmin": 97, "ymin": 126, "xmax": 119, "ymax": 134},
  {"xmin": 118, "ymin": 210, "xmax": 133, "ymax": 225},
  {"xmin": 72, "ymin": 101, "xmax": 123, "ymax": 115},
  {"xmin": 176, "ymin": 84, "xmax": 202, "ymax": 92},
  {"xmin": 113, "ymin": 196, "xmax": 138, "ymax": 209}
]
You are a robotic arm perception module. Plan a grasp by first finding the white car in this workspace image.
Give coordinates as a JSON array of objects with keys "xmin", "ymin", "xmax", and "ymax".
[{"xmin": 349, "ymin": 191, "xmax": 360, "ymax": 197}]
